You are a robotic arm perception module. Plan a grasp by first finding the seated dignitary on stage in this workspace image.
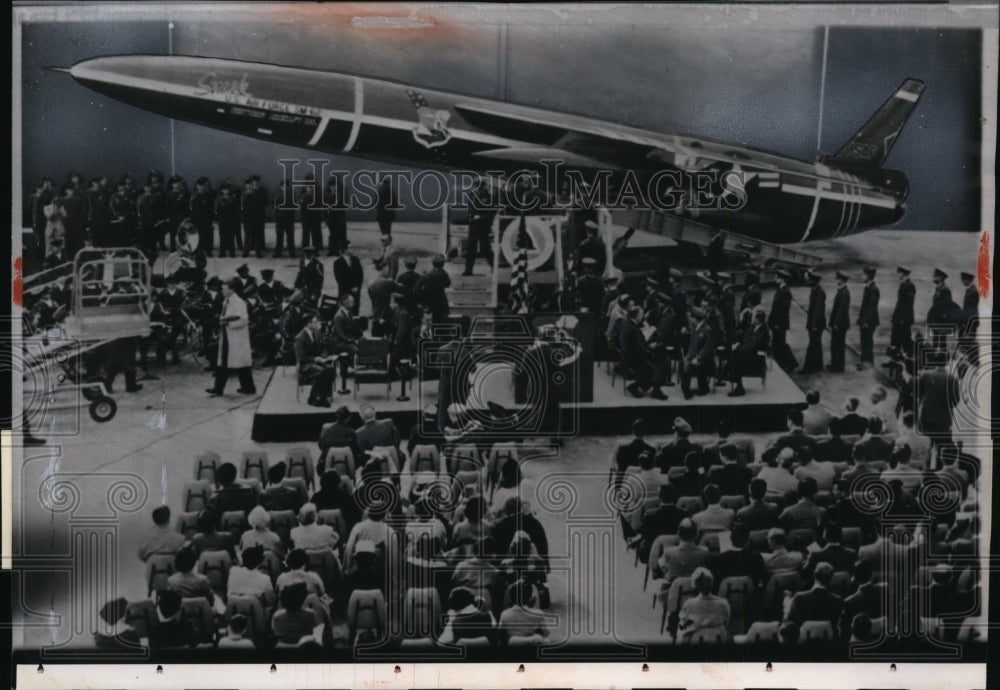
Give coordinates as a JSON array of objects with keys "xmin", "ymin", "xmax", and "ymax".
[
  {"xmin": 619, "ymin": 305, "xmax": 669, "ymax": 399},
  {"xmin": 728, "ymin": 309, "xmax": 769, "ymax": 397},
  {"xmin": 295, "ymin": 311, "xmax": 338, "ymax": 408}
]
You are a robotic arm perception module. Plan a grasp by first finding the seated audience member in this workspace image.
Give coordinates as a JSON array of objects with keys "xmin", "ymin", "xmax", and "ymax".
[
  {"xmin": 490, "ymin": 454, "xmax": 526, "ymax": 517},
  {"xmin": 166, "ymin": 547, "xmax": 214, "ymax": 604},
  {"xmin": 655, "ymin": 417, "xmax": 702, "ymax": 472},
  {"xmin": 849, "ymin": 613, "xmax": 876, "ymax": 643},
  {"xmin": 787, "ymin": 561, "xmax": 843, "ymax": 627},
  {"xmin": 838, "ymin": 397, "xmax": 869, "ymax": 436},
  {"xmin": 864, "ymin": 385, "xmax": 897, "ymax": 434},
  {"xmin": 779, "ymin": 621, "xmax": 801, "ymax": 645},
  {"xmin": 227, "ymin": 545, "xmax": 275, "ymax": 607},
  {"xmin": 343, "ymin": 540, "xmax": 384, "ymax": 595},
  {"xmin": 657, "ymin": 518, "xmax": 711, "ymax": 585},
  {"xmin": 498, "ymin": 579, "xmax": 550, "ymax": 643},
  {"xmin": 769, "ymin": 409, "xmax": 817, "ymax": 455},
  {"xmin": 704, "ymin": 418, "xmax": 757, "ymax": 468},
  {"xmin": 240, "ymin": 506, "xmax": 286, "ymax": 557},
  {"xmin": 881, "ymin": 443, "xmax": 922, "ymax": 493},
  {"xmin": 190, "ymin": 508, "xmax": 236, "ymax": 560},
  {"xmin": 149, "ymin": 590, "xmax": 196, "ymax": 650},
  {"xmin": 793, "ymin": 447, "xmax": 836, "ymax": 492},
  {"xmin": 207, "ymin": 462, "xmax": 258, "ymax": 516},
  {"xmin": 311, "ymin": 469, "xmax": 357, "ymax": 525},
  {"xmin": 736, "ymin": 478, "xmax": 780, "ymax": 531},
  {"xmin": 763, "ymin": 528, "xmax": 803, "ymax": 574},
  {"xmin": 709, "ymin": 522, "xmax": 766, "ymax": 588},
  {"xmin": 318, "ymin": 405, "xmax": 361, "ymax": 460},
  {"xmin": 500, "ymin": 531, "xmax": 548, "ymax": 596},
  {"xmin": 840, "ymin": 444, "xmax": 879, "ymax": 485},
  {"xmin": 779, "ymin": 477, "xmax": 825, "ymax": 531},
  {"xmin": 613, "ymin": 417, "xmax": 656, "ymax": 477},
  {"xmin": 451, "ymin": 495, "xmax": 488, "ymax": 555},
  {"xmin": 260, "ymin": 463, "xmax": 304, "ymax": 512},
  {"xmin": 94, "ymin": 597, "xmax": 142, "ymax": 650},
  {"xmin": 756, "ymin": 447, "xmax": 798, "ymax": 498},
  {"xmin": 439, "ymin": 586, "xmax": 497, "ymax": 646},
  {"xmin": 404, "ymin": 498, "xmax": 448, "ymax": 551},
  {"xmin": 343, "ymin": 505, "xmax": 393, "ymax": 570},
  {"xmin": 676, "ymin": 567, "xmax": 730, "ymax": 643},
  {"xmin": 671, "ymin": 451, "xmax": 707, "ymax": 498},
  {"xmin": 404, "ymin": 532, "xmax": 450, "ymax": 604},
  {"xmin": 854, "ymin": 417, "xmax": 893, "ymax": 470},
  {"xmin": 636, "ymin": 484, "xmax": 688, "ymax": 562},
  {"xmin": 452, "ymin": 537, "xmax": 505, "ymax": 615},
  {"xmin": 408, "ymin": 404, "xmax": 444, "ymax": 455},
  {"xmin": 626, "ymin": 451, "xmax": 664, "ymax": 529},
  {"xmin": 936, "ymin": 447, "xmax": 970, "ymax": 498},
  {"xmin": 490, "ymin": 498, "xmax": 550, "ymax": 570},
  {"xmin": 707, "ymin": 444, "xmax": 753, "ymax": 498},
  {"xmin": 840, "ymin": 560, "xmax": 880, "ymax": 639},
  {"xmin": 271, "ymin": 582, "xmax": 320, "ymax": 645},
  {"xmin": 803, "ymin": 522, "xmax": 856, "ymax": 578},
  {"xmin": 825, "ymin": 479, "xmax": 874, "ymax": 533},
  {"xmin": 137, "ymin": 505, "xmax": 186, "ymax": 562},
  {"xmin": 896, "ymin": 411, "xmax": 930, "ymax": 470},
  {"xmin": 276, "ymin": 548, "xmax": 326, "ymax": 597},
  {"xmin": 815, "ymin": 418, "xmax": 853, "ymax": 463},
  {"xmin": 927, "ymin": 563, "xmax": 976, "ymax": 627},
  {"xmin": 356, "ymin": 403, "xmax": 401, "ymax": 458},
  {"xmin": 802, "ymin": 390, "xmax": 833, "ymax": 435},
  {"xmin": 290, "ymin": 503, "xmax": 339, "ymax": 551},
  {"xmin": 218, "ymin": 614, "xmax": 256, "ymax": 649},
  {"xmin": 692, "ymin": 484, "xmax": 735, "ymax": 533}
]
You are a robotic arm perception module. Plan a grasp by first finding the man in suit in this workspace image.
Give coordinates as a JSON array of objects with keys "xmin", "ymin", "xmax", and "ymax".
[
  {"xmin": 294, "ymin": 312, "xmax": 337, "ymax": 408},
  {"xmin": 815, "ymin": 417, "xmax": 852, "ymax": 463},
  {"xmin": 787, "ymin": 562, "xmax": 843, "ymax": 627},
  {"xmin": 793, "ymin": 446, "xmax": 836, "ymax": 492},
  {"xmin": 464, "ymin": 182, "xmax": 497, "ymax": 276},
  {"xmin": 890, "ymin": 266, "xmax": 916, "ymax": 356},
  {"xmin": 826, "ymin": 479, "xmax": 874, "ymax": 532},
  {"xmin": 257, "ymin": 269, "xmax": 288, "ymax": 307},
  {"xmin": 779, "ymin": 477, "xmax": 825, "ymax": 531},
  {"xmin": 839, "ymin": 560, "xmax": 881, "ymax": 639},
  {"xmin": 856, "ymin": 267, "xmax": 880, "ymax": 370},
  {"xmin": 332, "ymin": 294, "xmax": 364, "ymax": 393},
  {"xmin": 736, "ymin": 478, "xmax": 781, "ymax": 531},
  {"xmin": 803, "ymin": 390, "xmax": 833, "ymax": 436},
  {"xmin": 802, "ymin": 522, "xmax": 857, "ymax": 580},
  {"xmin": 318, "ymin": 405, "xmax": 361, "ymax": 461},
  {"xmin": 295, "ymin": 246, "xmax": 325, "ymax": 307},
  {"xmin": 958, "ymin": 271, "xmax": 980, "ymax": 371},
  {"xmin": 708, "ymin": 444, "xmax": 753, "ymax": 497},
  {"xmin": 916, "ymin": 349, "xmax": 960, "ymax": 448},
  {"xmin": 333, "ymin": 242, "xmax": 364, "ymax": 316},
  {"xmin": 206, "ymin": 279, "xmax": 256, "ymax": 396},
  {"xmin": 614, "ymin": 418, "xmax": 656, "ymax": 477},
  {"xmin": 637, "ymin": 484, "xmax": 688, "ymax": 563},
  {"xmin": 577, "ymin": 257, "xmax": 605, "ymax": 314},
  {"xmin": 656, "ymin": 519, "xmax": 710, "ymax": 585},
  {"xmin": 827, "ymin": 271, "xmax": 851, "ymax": 372},
  {"xmin": 728, "ymin": 308, "xmax": 769, "ymax": 397},
  {"xmin": 801, "ymin": 270, "xmax": 826, "ymax": 373},
  {"xmin": 655, "ymin": 417, "xmax": 701, "ymax": 472},
  {"xmin": 709, "ymin": 522, "xmax": 767, "ymax": 588},
  {"xmin": 368, "ymin": 266, "xmax": 401, "ymax": 337},
  {"xmin": 396, "ymin": 257, "xmax": 421, "ymax": 310},
  {"xmin": 692, "ymin": 484, "xmax": 735, "ymax": 533},
  {"xmin": 770, "ymin": 409, "xmax": 818, "ymax": 456},
  {"xmin": 620, "ymin": 306, "xmax": 668, "ymax": 400},
  {"xmin": 768, "ymin": 270, "xmax": 796, "ymax": 371},
  {"xmin": 373, "ymin": 234, "xmax": 400, "ymax": 280},
  {"xmin": 854, "ymin": 417, "xmax": 893, "ymax": 469},
  {"xmin": 681, "ymin": 306, "xmax": 714, "ymax": 399},
  {"xmin": 416, "ymin": 253, "xmax": 451, "ymax": 321},
  {"xmin": 763, "ymin": 528, "xmax": 803, "ymax": 574}
]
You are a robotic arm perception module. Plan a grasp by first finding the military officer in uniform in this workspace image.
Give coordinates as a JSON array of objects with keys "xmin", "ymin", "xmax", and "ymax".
[
  {"xmin": 827, "ymin": 271, "xmax": 851, "ymax": 373},
  {"xmin": 293, "ymin": 246, "xmax": 324, "ymax": 307},
  {"xmin": 767, "ymin": 270, "xmax": 796, "ymax": 372},
  {"xmin": 929, "ymin": 268, "xmax": 953, "ymax": 351},
  {"xmin": 464, "ymin": 181, "xmax": 497, "ymax": 276},
  {"xmin": 958, "ymin": 271, "xmax": 979, "ymax": 370},
  {"xmin": 332, "ymin": 242, "xmax": 364, "ymax": 316},
  {"xmin": 857, "ymin": 267, "xmax": 880, "ymax": 370},
  {"xmin": 681, "ymin": 306, "xmax": 715, "ymax": 399},
  {"xmin": 396, "ymin": 256, "xmax": 421, "ymax": 311},
  {"xmin": 577, "ymin": 257, "xmax": 605, "ymax": 314},
  {"xmin": 890, "ymin": 266, "xmax": 916, "ymax": 357},
  {"xmin": 801, "ymin": 270, "xmax": 826, "ymax": 374}
]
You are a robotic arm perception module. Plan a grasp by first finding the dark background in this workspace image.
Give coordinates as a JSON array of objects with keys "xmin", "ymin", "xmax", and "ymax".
[{"xmin": 20, "ymin": 12, "xmax": 982, "ymax": 229}]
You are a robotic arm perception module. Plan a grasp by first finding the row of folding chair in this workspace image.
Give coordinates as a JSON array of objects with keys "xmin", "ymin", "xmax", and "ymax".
[{"xmin": 193, "ymin": 448, "xmax": 317, "ymax": 491}]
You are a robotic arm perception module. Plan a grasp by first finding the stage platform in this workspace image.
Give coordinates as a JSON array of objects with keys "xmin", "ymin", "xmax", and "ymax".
[{"xmin": 251, "ymin": 361, "xmax": 808, "ymax": 442}]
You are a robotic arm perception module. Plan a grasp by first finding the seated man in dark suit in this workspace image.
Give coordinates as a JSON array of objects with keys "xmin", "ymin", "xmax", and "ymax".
[
  {"xmin": 853, "ymin": 417, "xmax": 893, "ymax": 470},
  {"xmin": 260, "ymin": 462, "xmax": 304, "ymax": 512},
  {"xmin": 619, "ymin": 306, "xmax": 668, "ymax": 400},
  {"xmin": 636, "ymin": 484, "xmax": 688, "ymax": 563},
  {"xmin": 769, "ymin": 409, "xmax": 818, "ymax": 456},
  {"xmin": 839, "ymin": 559, "xmax": 880, "ymax": 639},
  {"xmin": 802, "ymin": 522, "xmax": 857, "ymax": 581},
  {"xmin": 815, "ymin": 417, "xmax": 853, "ymax": 463},
  {"xmin": 728, "ymin": 308, "xmax": 769, "ymax": 397},
  {"xmin": 681, "ymin": 306, "xmax": 715, "ymax": 399},
  {"xmin": 672, "ymin": 451, "xmax": 708, "ymax": 498},
  {"xmin": 837, "ymin": 397, "xmax": 869, "ymax": 437},
  {"xmin": 825, "ymin": 479, "xmax": 876, "ymax": 534},
  {"xmin": 149, "ymin": 590, "xmax": 197, "ymax": 650},
  {"xmin": 655, "ymin": 417, "xmax": 701, "ymax": 471},
  {"xmin": 736, "ymin": 478, "xmax": 780, "ymax": 531},
  {"xmin": 787, "ymin": 561, "xmax": 843, "ymax": 628},
  {"xmin": 206, "ymin": 462, "xmax": 258, "ymax": 516},
  {"xmin": 708, "ymin": 443, "xmax": 753, "ymax": 497},
  {"xmin": 318, "ymin": 405, "xmax": 361, "ymax": 461},
  {"xmin": 709, "ymin": 522, "xmax": 766, "ymax": 589},
  {"xmin": 294, "ymin": 312, "xmax": 337, "ymax": 408},
  {"xmin": 613, "ymin": 417, "xmax": 656, "ymax": 488},
  {"xmin": 332, "ymin": 293, "xmax": 364, "ymax": 394},
  {"xmin": 779, "ymin": 477, "xmax": 825, "ymax": 531}
]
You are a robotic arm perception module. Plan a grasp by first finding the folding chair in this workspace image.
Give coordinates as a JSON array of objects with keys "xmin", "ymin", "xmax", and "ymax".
[
  {"xmin": 763, "ymin": 571, "xmax": 802, "ymax": 620},
  {"xmin": 354, "ymin": 338, "xmax": 393, "ymax": 399},
  {"xmin": 787, "ymin": 527, "xmax": 817, "ymax": 552},
  {"xmin": 146, "ymin": 553, "xmax": 175, "ymax": 597},
  {"xmin": 175, "ymin": 511, "xmax": 200, "ymax": 540},
  {"xmin": 219, "ymin": 510, "xmax": 248, "ymax": 546},
  {"xmin": 719, "ymin": 495, "xmax": 747, "ymax": 511},
  {"xmin": 676, "ymin": 496, "xmax": 705, "ymax": 514},
  {"xmin": 734, "ymin": 620, "xmax": 779, "ymax": 644},
  {"xmin": 124, "ymin": 599, "xmax": 158, "ymax": 639},
  {"xmin": 179, "ymin": 597, "xmax": 218, "ymax": 646},
  {"xmin": 841, "ymin": 526, "xmax": 862, "ymax": 552},
  {"xmin": 279, "ymin": 477, "xmax": 310, "ymax": 506},
  {"xmin": 268, "ymin": 510, "xmax": 297, "ymax": 548},
  {"xmin": 646, "ymin": 534, "xmax": 680, "ymax": 594},
  {"xmin": 194, "ymin": 451, "xmax": 221, "ymax": 483},
  {"xmin": 323, "ymin": 446, "xmax": 356, "ymax": 479},
  {"xmin": 241, "ymin": 451, "xmax": 269, "ymax": 486},
  {"xmin": 799, "ymin": 620, "xmax": 835, "ymax": 644},
  {"xmin": 409, "ymin": 445, "xmax": 441, "ymax": 475},
  {"xmin": 305, "ymin": 547, "xmax": 342, "ymax": 594},
  {"xmin": 225, "ymin": 595, "xmax": 267, "ymax": 641},
  {"xmin": 316, "ymin": 509, "xmax": 347, "ymax": 544},
  {"xmin": 830, "ymin": 570, "xmax": 853, "ymax": 596},
  {"xmin": 182, "ymin": 481, "xmax": 213, "ymax": 513},
  {"xmin": 285, "ymin": 447, "xmax": 316, "ymax": 491},
  {"xmin": 663, "ymin": 576, "xmax": 698, "ymax": 634},
  {"xmin": 197, "ymin": 549, "xmax": 233, "ymax": 600},
  {"xmin": 718, "ymin": 576, "xmax": 756, "ymax": 637}
]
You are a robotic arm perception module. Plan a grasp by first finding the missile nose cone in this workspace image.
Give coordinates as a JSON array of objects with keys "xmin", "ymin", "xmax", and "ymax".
[{"xmin": 44, "ymin": 66, "xmax": 71, "ymax": 74}]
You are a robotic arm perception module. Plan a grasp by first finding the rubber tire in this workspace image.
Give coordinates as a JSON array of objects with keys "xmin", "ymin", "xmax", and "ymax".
[{"xmin": 89, "ymin": 397, "xmax": 117, "ymax": 423}]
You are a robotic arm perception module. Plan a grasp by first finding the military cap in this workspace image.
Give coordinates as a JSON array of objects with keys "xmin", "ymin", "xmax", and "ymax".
[
  {"xmin": 432, "ymin": 253, "xmax": 446, "ymax": 266},
  {"xmin": 863, "ymin": 267, "xmax": 876, "ymax": 279},
  {"xmin": 404, "ymin": 257, "xmax": 418, "ymax": 268},
  {"xmin": 960, "ymin": 271, "xmax": 974, "ymax": 282},
  {"xmin": 805, "ymin": 270, "xmax": 821, "ymax": 283},
  {"xmin": 260, "ymin": 269, "xmax": 275, "ymax": 279},
  {"xmin": 835, "ymin": 271, "xmax": 849, "ymax": 282},
  {"xmin": 776, "ymin": 270, "xmax": 791, "ymax": 280},
  {"xmin": 933, "ymin": 268, "xmax": 948, "ymax": 280},
  {"xmin": 235, "ymin": 263, "xmax": 250, "ymax": 275},
  {"xmin": 896, "ymin": 266, "xmax": 911, "ymax": 276}
]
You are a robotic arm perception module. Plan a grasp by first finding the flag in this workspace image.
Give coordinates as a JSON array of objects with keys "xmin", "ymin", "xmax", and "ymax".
[{"xmin": 509, "ymin": 215, "xmax": 530, "ymax": 314}]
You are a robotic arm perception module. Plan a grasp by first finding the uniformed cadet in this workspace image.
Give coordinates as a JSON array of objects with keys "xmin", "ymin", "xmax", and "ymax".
[
  {"xmin": 890, "ymin": 266, "xmax": 916, "ymax": 356},
  {"xmin": 577, "ymin": 257, "xmax": 605, "ymax": 314},
  {"xmin": 768, "ymin": 270, "xmax": 796, "ymax": 372},
  {"xmin": 801, "ymin": 270, "xmax": 826, "ymax": 374},
  {"xmin": 856, "ymin": 267, "xmax": 880, "ymax": 370},
  {"xmin": 929, "ymin": 268, "xmax": 953, "ymax": 351},
  {"xmin": 958, "ymin": 271, "xmax": 979, "ymax": 369},
  {"xmin": 827, "ymin": 271, "xmax": 851, "ymax": 373},
  {"xmin": 417, "ymin": 254, "xmax": 451, "ymax": 321}
]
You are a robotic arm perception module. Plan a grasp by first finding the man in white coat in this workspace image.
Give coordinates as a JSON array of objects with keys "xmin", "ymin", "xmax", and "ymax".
[{"xmin": 207, "ymin": 278, "xmax": 256, "ymax": 396}]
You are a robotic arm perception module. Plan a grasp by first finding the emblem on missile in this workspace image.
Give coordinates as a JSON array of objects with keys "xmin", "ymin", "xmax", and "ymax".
[{"xmin": 407, "ymin": 89, "xmax": 452, "ymax": 149}]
